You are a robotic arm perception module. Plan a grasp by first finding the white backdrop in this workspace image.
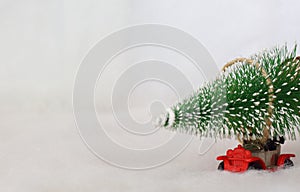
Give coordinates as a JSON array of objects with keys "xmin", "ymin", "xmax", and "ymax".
[
  {"xmin": 1, "ymin": 0, "xmax": 299, "ymax": 113},
  {"xmin": 1, "ymin": 0, "xmax": 300, "ymax": 191}
]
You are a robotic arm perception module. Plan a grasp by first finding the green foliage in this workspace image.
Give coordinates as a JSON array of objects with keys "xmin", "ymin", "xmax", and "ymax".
[{"xmin": 158, "ymin": 45, "xmax": 300, "ymax": 140}]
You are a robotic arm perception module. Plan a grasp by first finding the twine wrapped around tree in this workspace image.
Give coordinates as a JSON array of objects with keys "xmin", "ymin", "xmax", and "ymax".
[
  {"xmin": 222, "ymin": 58, "xmax": 274, "ymax": 145},
  {"xmin": 156, "ymin": 45, "xmax": 300, "ymax": 148}
]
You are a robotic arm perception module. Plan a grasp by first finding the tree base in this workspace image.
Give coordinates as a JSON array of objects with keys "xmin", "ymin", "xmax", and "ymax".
[{"xmin": 243, "ymin": 136, "xmax": 285, "ymax": 152}]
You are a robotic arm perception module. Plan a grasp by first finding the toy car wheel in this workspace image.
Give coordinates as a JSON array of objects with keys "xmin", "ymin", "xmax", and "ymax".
[
  {"xmin": 248, "ymin": 162, "xmax": 263, "ymax": 170},
  {"xmin": 218, "ymin": 161, "xmax": 224, "ymax": 170},
  {"xmin": 284, "ymin": 159, "xmax": 294, "ymax": 168}
]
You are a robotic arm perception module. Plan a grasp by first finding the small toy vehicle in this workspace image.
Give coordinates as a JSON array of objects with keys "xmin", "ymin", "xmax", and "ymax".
[{"xmin": 216, "ymin": 142, "xmax": 295, "ymax": 172}]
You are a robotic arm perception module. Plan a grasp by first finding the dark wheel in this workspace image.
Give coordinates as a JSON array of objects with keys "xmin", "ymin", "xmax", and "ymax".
[
  {"xmin": 284, "ymin": 159, "xmax": 294, "ymax": 168},
  {"xmin": 218, "ymin": 161, "xmax": 224, "ymax": 170},
  {"xmin": 248, "ymin": 162, "xmax": 263, "ymax": 170}
]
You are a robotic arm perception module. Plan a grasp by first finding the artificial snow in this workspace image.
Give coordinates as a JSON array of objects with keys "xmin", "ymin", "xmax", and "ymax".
[{"xmin": 1, "ymin": 112, "xmax": 299, "ymax": 192}]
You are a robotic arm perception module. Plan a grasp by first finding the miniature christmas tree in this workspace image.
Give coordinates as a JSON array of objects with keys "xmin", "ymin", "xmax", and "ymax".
[{"xmin": 156, "ymin": 45, "xmax": 300, "ymax": 149}]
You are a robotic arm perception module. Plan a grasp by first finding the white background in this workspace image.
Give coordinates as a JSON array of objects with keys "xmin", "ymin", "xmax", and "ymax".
[{"xmin": 1, "ymin": 0, "xmax": 300, "ymax": 191}]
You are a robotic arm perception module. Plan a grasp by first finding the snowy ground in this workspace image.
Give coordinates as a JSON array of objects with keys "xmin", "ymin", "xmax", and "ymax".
[{"xmin": 1, "ymin": 111, "xmax": 300, "ymax": 192}]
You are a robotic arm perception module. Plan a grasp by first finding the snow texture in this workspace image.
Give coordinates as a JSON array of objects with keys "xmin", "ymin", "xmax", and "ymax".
[{"xmin": 1, "ymin": 112, "xmax": 300, "ymax": 192}]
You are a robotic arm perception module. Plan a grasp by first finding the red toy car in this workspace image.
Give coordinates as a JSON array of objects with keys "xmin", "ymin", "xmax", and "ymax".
[{"xmin": 217, "ymin": 144, "xmax": 295, "ymax": 172}]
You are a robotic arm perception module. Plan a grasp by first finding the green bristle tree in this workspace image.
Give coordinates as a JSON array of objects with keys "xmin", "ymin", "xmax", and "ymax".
[{"xmin": 156, "ymin": 45, "xmax": 300, "ymax": 148}]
